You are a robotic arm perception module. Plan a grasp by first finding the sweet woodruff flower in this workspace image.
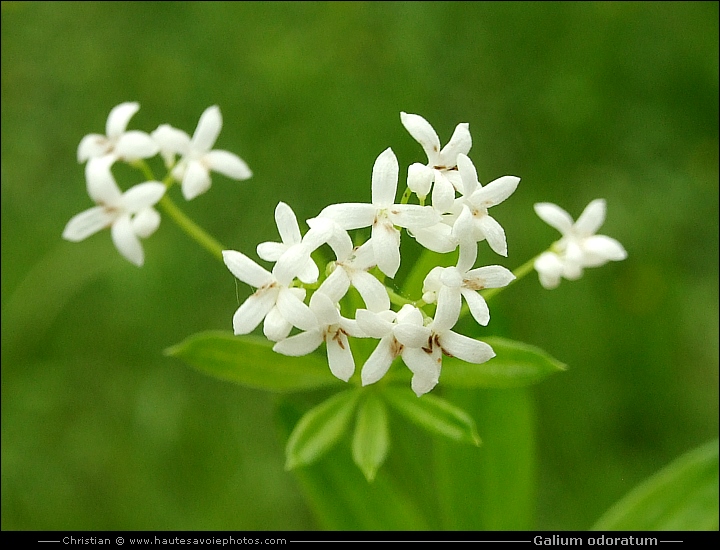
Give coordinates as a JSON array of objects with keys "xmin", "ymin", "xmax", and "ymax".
[
  {"xmin": 273, "ymin": 289, "xmax": 364, "ymax": 382},
  {"xmin": 401, "ymin": 112, "xmax": 472, "ymax": 212},
  {"xmin": 153, "ymin": 106, "xmax": 252, "ymax": 201},
  {"xmin": 222, "ymin": 249, "xmax": 316, "ymax": 342},
  {"xmin": 77, "ymin": 102, "xmax": 159, "ymax": 163},
  {"xmin": 317, "ymin": 148, "xmax": 439, "ymax": 278},
  {"xmin": 533, "ymin": 199, "xmax": 627, "ymax": 289},
  {"xmin": 62, "ymin": 156, "xmax": 165, "ymax": 266},
  {"xmin": 451, "ymin": 153, "xmax": 520, "ymax": 257},
  {"xmin": 356, "ymin": 304, "xmax": 441, "ymax": 396}
]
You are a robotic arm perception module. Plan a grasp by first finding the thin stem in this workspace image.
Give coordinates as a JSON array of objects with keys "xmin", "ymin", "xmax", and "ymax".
[
  {"xmin": 386, "ymin": 287, "xmax": 423, "ymax": 308},
  {"xmin": 158, "ymin": 195, "xmax": 227, "ymax": 262}
]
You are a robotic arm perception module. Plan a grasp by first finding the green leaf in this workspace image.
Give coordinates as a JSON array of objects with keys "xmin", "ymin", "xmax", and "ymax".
[
  {"xmin": 352, "ymin": 392, "xmax": 390, "ymax": 482},
  {"xmin": 434, "ymin": 388, "xmax": 536, "ymax": 530},
  {"xmin": 440, "ymin": 336, "xmax": 566, "ymax": 389},
  {"xmin": 274, "ymin": 395, "xmax": 431, "ymax": 530},
  {"xmin": 164, "ymin": 330, "xmax": 342, "ymax": 392},
  {"xmin": 285, "ymin": 389, "xmax": 362, "ymax": 470},
  {"xmin": 383, "ymin": 386, "xmax": 480, "ymax": 445},
  {"xmin": 592, "ymin": 439, "xmax": 719, "ymax": 530}
]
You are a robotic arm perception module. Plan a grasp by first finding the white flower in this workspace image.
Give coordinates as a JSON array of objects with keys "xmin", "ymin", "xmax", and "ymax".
[
  {"xmin": 422, "ymin": 242, "xmax": 515, "ymax": 327},
  {"xmin": 257, "ymin": 202, "xmax": 329, "ymax": 285},
  {"xmin": 312, "ymin": 238, "xmax": 391, "ymax": 313},
  {"xmin": 318, "ymin": 147, "xmax": 439, "ymax": 278},
  {"xmin": 62, "ymin": 156, "xmax": 165, "ymax": 266},
  {"xmin": 222, "ymin": 249, "xmax": 317, "ymax": 342},
  {"xmin": 401, "ymin": 112, "xmax": 472, "ymax": 212},
  {"xmin": 155, "ymin": 106, "xmax": 252, "ymax": 200},
  {"xmin": 273, "ymin": 290, "xmax": 363, "ymax": 382},
  {"xmin": 417, "ymin": 299, "xmax": 496, "ymax": 397},
  {"xmin": 533, "ymin": 199, "xmax": 628, "ymax": 289},
  {"xmin": 356, "ymin": 305, "xmax": 439, "ymax": 396},
  {"xmin": 450, "ymin": 153, "xmax": 520, "ymax": 257},
  {"xmin": 77, "ymin": 102, "xmax": 159, "ymax": 163}
]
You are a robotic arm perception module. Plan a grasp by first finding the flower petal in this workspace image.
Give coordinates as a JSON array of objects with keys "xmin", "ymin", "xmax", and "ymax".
[
  {"xmin": 326, "ymin": 330, "xmax": 355, "ymax": 382},
  {"xmin": 111, "ymin": 214, "xmax": 144, "ymax": 266},
  {"xmin": 431, "ymin": 171, "xmax": 456, "ymax": 213},
  {"xmin": 276, "ymin": 287, "xmax": 316, "ymax": 331},
  {"xmin": 62, "ymin": 206, "xmax": 114, "ymax": 242},
  {"xmin": 476, "ymin": 214, "xmax": 508, "ymax": 257},
  {"xmin": 407, "ymin": 163, "xmax": 433, "ymax": 199},
  {"xmin": 317, "ymin": 267, "xmax": 351, "ymax": 304},
  {"xmin": 274, "ymin": 202, "xmax": 301, "ymax": 245},
  {"xmin": 439, "ymin": 123, "xmax": 472, "ymax": 166},
  {"xmin": 470, "ymin": 176, "xmax": 520, "ymax": 208},
  {"xmin": 575, "ymin": 199, "xmax": 606, "ymax": 237},
  {"xmin": 400, "ymin": 112, "xmax": 441, "ymax": 163},
  {"xmin": 356, "ymin": 309, "xmax": 395, "ymax": 338},
  {"xmin": 233, "ymin": 289, "xmax": 278, "ymax": 335},
  {"xmin": 371, "ymin": 220, "xmax": 401, "ymax": 278},
  {"xmin": 309, "ymin": 291, "xmax": 340, "ymax": 327},
  {"xmin": 263, "ymin": 305, "xmax": 294, "ymax": 342},
  {"xmin": 401, "ymin": 347, "xmax": 441, "ymax": 396},
  {"xmin": 121, "ymin": 181, "xmax": 165, "ymax": 213},
  {"xmin": 389, "ymin": 204, "xmax": 440, "ymax": 230},
  {"xmin": 205, "ymin": 150, "xmax": 252, "ymax": 180},
  {"xmin": 534, "ymin": 252, "xmax": 564, "ymax": 289},
  {"xmin": 105, "ymin": 102, "xmax": 139, "ymax": 138},
  {"xmin": 582, "ymin": 235, "xmax": 627, "ymax": 265},
  {"xmin": 460, "ymin": 288, "xmax": 490, "ymax": 326},
  {"xmin": 434, "ymin": 285, "xmax": 461, "ymax": 332},
  {"xmin": 534, "ymin": 202, "xmax": 574, "ymax": 235},
  {"xmin": 257, "ymin": 241, "xmax": 287, "ymax": 262},
  {"xmin": 181, "ymin": 160, "xmax": 212, "ymax": 200},
  {"xmin": 317, "ymin": 203, "xmax": 376, "ymax": 230},
  {"xmin": 191, "ymin": 105, "xmax": 222, "ymax": 152},
  {"xmin": 114, "ymin": 131, "xmax": 159, "ymax": 160},
  {"xmin": 393, "ymin": 323, "xmax": 431, "ymax": 349},
  {"xmin": 438, "ymin": 330, "xmax": 495, "ymax": 364},
  {"xmin": 222, "ymin": 250, "xmax": 274, "ymax": 288},
  {"xmin": 273, "ymin": 329, "xmax": 323, "ymax": 356},
  {"xmin": 371, "ymin": 147, "xmax": 399, "ymax": 206},
  {"xmin": 412, "ymin": 222, "xmax": 457, "ymax": 253},
  {"xmin": 465, "ymin": 265, "xmax": 516, "ymax": 289},
  {"xmin": 151, "ymin": 124, "xmax": 191, "ymax": 158},
  {"xmin": 351, "ymin": 270, "xmax": 390, "ymax": 312},
  {"xmin": 85, "ymin": 156, "xmax": 122, "ymax": 206},
  {"xmin": 131, "ymin": 207, "xmax": 161, "ymax": 238},
  {"xmin": 77, "ymin": 133, "xmax": 110, "ymax": 162},
  {"xmin": 456, "ymin": 153, "xmax": 479, "ymax": 196},
  {"xmin": 361, "ymin": 337, "xmax": 396, "ymax": 386}
]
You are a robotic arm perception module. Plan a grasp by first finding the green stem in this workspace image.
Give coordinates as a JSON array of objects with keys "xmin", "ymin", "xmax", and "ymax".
[
  {"xmin": 386, "ymin": 287, "xmax": 424, "ymax": 308},
  {"xmin": 158, "ymin": 195, "xmax": 227, "ymax": 262}
]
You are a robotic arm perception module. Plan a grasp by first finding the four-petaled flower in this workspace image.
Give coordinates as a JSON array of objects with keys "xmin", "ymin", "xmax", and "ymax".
[
  {"xmin": 318, "ymin": 147, "xmax": 439, "ymax": 278},
  {"xmin": 153, "ymin": 106, "xmax": 252, "ymax": 200},
  {"xmin": 401, "ymin": 112, "xmax": 472, "ymax": 212},
  {"xmin": 533, "ymin": 199, "xmax": 627, "ymax": 289},
  {"xmin": 62, "ymin": 156, "xmax": 165, "ymax": 266},
  {"xmin": 273, "ymin": 289, "xmax": 363, "ymax": 382},
  {"xmin": 77, "ymin": 102, "xmax": 159, "ymax": 163}
]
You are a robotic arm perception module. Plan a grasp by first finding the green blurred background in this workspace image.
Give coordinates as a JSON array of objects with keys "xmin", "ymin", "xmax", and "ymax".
[{"xmin": 2, "ymin": 1, "xmax": 717, "ymax": 530}]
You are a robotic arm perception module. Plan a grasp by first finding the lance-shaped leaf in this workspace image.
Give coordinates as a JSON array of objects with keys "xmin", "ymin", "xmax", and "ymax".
[
  {"xmin": 164, "ymin": 331, "xmax": 342, "ymax": 392},
  {"xmin": 352, "ymin": 392, "xmax": 390, "ymax": 482},
  {"xmin": 285, "ymin": 389, "xmax": 362, "ymax": 470},
  {"xmin": 383, "ymin": 387, "xmax": 480, "ymax": 445},
  {"xmin": 440, "ymin": 336, "xmax": 566, "ymax": 388},
  {"xmin": 592, "ymin": 439, "xmax": 719, "ymax": 530}
]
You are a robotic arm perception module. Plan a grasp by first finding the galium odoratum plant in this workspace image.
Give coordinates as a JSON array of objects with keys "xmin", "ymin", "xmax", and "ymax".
[{"xmin": 63, "ymin": 104, "xmax": 627, "ymax": 482}]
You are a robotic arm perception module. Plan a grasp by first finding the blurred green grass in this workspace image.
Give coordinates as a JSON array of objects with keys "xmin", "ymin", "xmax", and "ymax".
[{"xmin": 1, "ymin": 1, "xmax": 717, "ymax": 530}]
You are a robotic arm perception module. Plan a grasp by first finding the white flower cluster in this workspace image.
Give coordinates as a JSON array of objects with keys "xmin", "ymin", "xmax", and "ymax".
[
  {"xmin": 63, "ymin": 102, "xmax": 252, "ymax": 266},
  {"xmin": 223, "ymin": 113, "xmax": 519, "ymax": 396}
]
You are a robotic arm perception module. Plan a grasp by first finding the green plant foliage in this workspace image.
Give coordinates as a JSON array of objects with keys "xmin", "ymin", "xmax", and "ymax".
[
  {"xmin": 274, "ymin": 396, "xmax": 431, "ymax": 530},
  {"xmin": 592, "ymin": 439, "xmax": 719, "ymax": 530},
  {"xmin": 383, "ymin": 386, "xmax": 481, "ymax": 445},
  {"xmin": 351, "ymin": 392, "xmax": 390, "ymax": 482},
  {"xmin": 441, "ymin": 336, "xmax": 567, "ymax": 389},
  {"xmin": 165, "ymin": 331, "xmax": 342, "ymax": 392},
  {"xmin": 285, "ymin": 389, "xmax": 361, "ymax": 470}
]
